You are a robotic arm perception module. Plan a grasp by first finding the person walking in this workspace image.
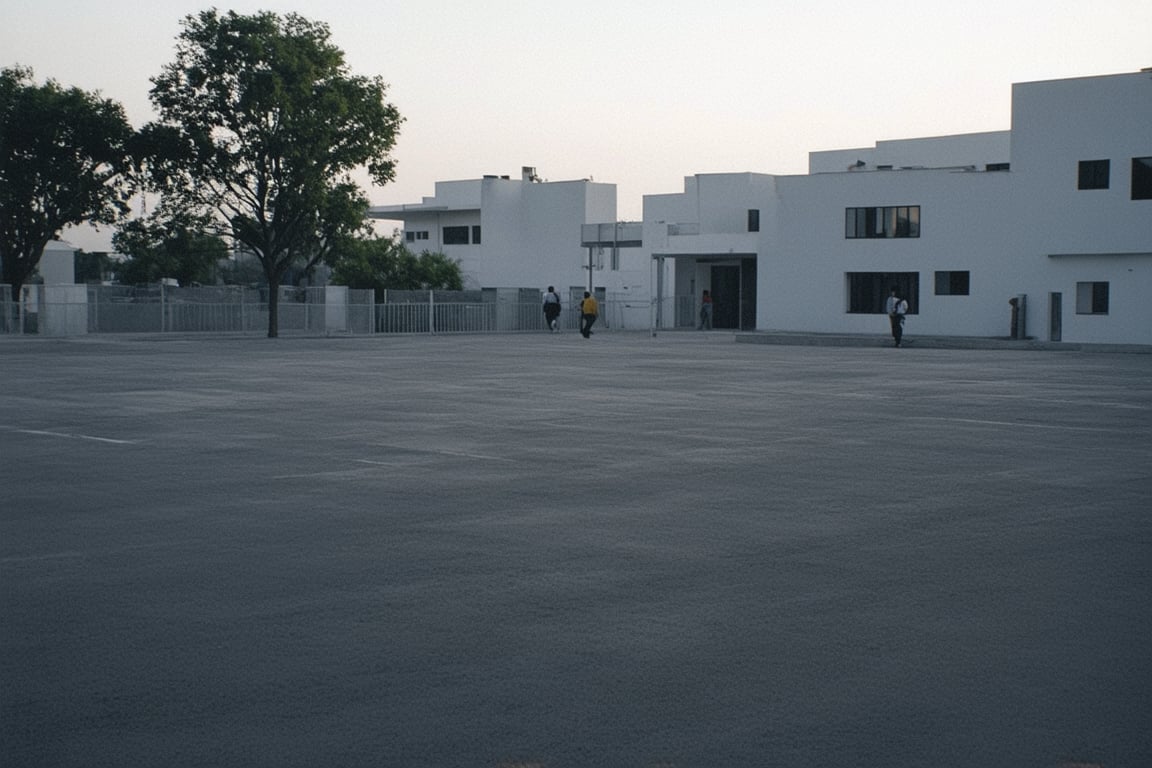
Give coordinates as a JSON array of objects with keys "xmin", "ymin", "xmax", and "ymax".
[
  {"xmin": 886, "ymin": 287, "xmax": 909, "ymax": 347},
  {"xmin": 542, "ymin": 285, "xmax": 561, "ymax": 332},
  {"xmin": 580, "ymin": 291, "xmax": 599, "ymax": 339},
  {"xmin": 698, "ymin": 289, "xmax": 713, "ymax": 330}
]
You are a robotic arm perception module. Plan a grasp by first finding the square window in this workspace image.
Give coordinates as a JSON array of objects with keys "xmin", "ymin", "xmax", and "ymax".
[
  {"xmin": 934, "ymin": 271, "xmax": 970, "ymax": 295},
  {"xmin": 1075, "ymin": 281, "xmax": 1109, "ymax": 314},
  {"xmin": 1078, "ymin": 159, "xmax": 1110, "ymax": 190},
  {"xmin": 1132, "ymin": 157, "xmax": 1152, "ymax": 200}
]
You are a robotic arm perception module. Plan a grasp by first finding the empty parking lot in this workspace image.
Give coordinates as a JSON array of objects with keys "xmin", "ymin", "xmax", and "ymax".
[{"xmin": 2, "ymin": 332, "xmax": 1150, "ymax": 767}]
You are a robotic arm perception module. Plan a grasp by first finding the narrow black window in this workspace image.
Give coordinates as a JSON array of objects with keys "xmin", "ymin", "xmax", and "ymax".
[
  {"xmin": 1132, "ymin": 157, "xmax": 1152, "ymax": 200},
  {"xmin": 935, "ymin": 271, "xmax": 970, "ymax": 296},
  {"xmin": 471, "ymin": 225, "xmax": 482, "ymax": 244},
  {"xmin": 443, "ymin": 226, "xmax": 469, "ymax": 245},
  {"xmin": 747, "ymin": 209, "xmax": 760, "ymax": 232},
  {"xmin": 1078, "ymin": 159, "xmax": 1110, "ymax": 190},
  {"xmin": 1075, "ymin": 282, "xmax": 1109, "ymax": 314}
]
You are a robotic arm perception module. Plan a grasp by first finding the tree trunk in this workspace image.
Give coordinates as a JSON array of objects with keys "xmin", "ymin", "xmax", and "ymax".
[{"xmin": 266, "ymin": 283, "xmax": 279, "ymax": 338}]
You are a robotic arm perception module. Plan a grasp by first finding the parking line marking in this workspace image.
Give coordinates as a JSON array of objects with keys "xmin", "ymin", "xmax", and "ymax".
[{"xmin": 1, "ymin": 426, "xmax": 137, "ymax": 444}]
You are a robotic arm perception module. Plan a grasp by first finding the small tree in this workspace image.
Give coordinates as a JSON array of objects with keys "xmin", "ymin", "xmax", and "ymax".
[
  {"xmin": 143, "ymin": 10, "xmax": 403, "ymax": 336},
  {"xmin": 330, "ymin": 236, "xmax": 463, "ymax": 294},
  {"xmin": 0, "ymin": 66, "xmax": 135, "ymax": 301},
  {"xmin": 112, "ymin": 214, "xmax": 229, "ymax": 286}
]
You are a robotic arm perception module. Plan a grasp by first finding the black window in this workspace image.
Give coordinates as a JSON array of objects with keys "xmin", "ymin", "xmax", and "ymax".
[
  {"xmin": 845, "ymin": 206, "xmax": 920, "ymax": 239},
  {"xmin": 471, "ymin": 225, "xmax": 482, "ymax": 244},
  {"xmin": 748, "ymin": 209, "xmax": 760, "ymax": 232},
  {"xmin": 847, "ymin": 272, "xmax": 919, "ymax": 314},
  {"xmin": 1078, "ymin": 159, "xmax": 1110, "ymax": 190},
  {"xmin": 1076, "ymin": 282, "xmax": 1109, "ymax": 314},
  {"xmin": 1132, "ymin": 157, "xmax": 1152, "ymax": 200},
  {"xmin": 935, "ymin": 271, "xmax": 970, "ymax": 296},
  {"xmin": 405, "ymin": 231, "xmax": 415, "ymax": 242},
  {"xmin": 443, "ymin": 226, "xmax": 469, "ymax": 245}
]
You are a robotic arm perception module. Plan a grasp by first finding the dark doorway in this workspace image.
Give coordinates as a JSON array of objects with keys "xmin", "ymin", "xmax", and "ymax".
[
  {"xmin": 711, "ymin": 265, "xmax": 741, "ymax": 329},
  {"xmin": 740, "ymin": 258, "xmax": 757, "ymax": 330},
  {"xmin": 1049, "ymin": 292, "xmax": 1062, "ymax": 342}
]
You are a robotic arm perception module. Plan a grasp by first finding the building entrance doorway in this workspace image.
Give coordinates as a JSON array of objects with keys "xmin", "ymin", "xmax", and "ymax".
[{"xmin": 710, "ymin": 266, "xmax": 740, "ymax": 329}]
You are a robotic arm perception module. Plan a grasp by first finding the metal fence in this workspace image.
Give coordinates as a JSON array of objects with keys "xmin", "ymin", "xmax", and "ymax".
[{"xmin": 1, "ymin": 284, "xmax": 701, "ymax": 336}]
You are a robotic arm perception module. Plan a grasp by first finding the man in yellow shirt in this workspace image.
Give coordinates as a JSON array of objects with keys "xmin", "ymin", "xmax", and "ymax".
[{"xmin": 580, "ymin": 291, "xmax": 599, "ymax": 339}]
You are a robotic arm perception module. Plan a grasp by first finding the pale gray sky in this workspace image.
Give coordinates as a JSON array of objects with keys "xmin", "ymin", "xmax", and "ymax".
[{"xmin": 3, "ymin": 0, "xmax": 1150, "ymax": 251}]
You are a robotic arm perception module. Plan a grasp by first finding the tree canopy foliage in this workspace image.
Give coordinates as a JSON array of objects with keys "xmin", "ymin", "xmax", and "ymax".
[
  {"xmin": 0, "ymin": 65, "xmax": 136, "ymax": 299},
  {"xmin": 329, "ymin": 237, "xmax": 463, "ymax": 295},
  {"xmin": 142, "ymin": 9, "xmax": 403, "ymax": 336},
  {"xmin": 112, "ymin": 214, "xmax": 229, "ymax": 286}
]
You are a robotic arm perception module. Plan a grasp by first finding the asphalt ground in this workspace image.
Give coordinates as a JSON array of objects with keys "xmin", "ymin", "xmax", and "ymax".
[{"xmin": 2, "ymin": 331, "xmax": 1150, "ymax": 768}]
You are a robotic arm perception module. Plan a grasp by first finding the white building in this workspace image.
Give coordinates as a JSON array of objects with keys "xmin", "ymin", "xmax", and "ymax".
[
  {"xmin": 369, "ymin": 69, "xmax": 1151, "ymax": 344},
  {"xmin": 641, "ymin": 68, "xmax": 1152, "ymax": 344},
  {"xmin": 368, "ymin": 167, "xmax": 647, "ymax": 307}
]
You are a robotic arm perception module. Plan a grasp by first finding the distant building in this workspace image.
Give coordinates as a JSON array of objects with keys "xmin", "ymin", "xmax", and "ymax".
[
  {"xmin": 37, "ymin": 240, "xmax": 80, "ymax": 285},
  {"xmin": 367, "ymin": 167, "xmax": 646, "ymax": 306}
]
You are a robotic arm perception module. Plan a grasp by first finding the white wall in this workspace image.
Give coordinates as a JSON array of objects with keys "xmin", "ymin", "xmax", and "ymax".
[
  {"xmin": 372, "ymin": 175, "xmax": 621, "ymax": 295},
  {"xmin": 38, "ymin": 241, "xmax": 78, "ymax": 285},
  {"xmin": 809, "ymin": 132, "xmax": 1011, "ymax": 173},
  {"xmin": 1007, "ymin": 72, "xmax": 1152, "ymax": 343},
  {"xmin": 762, "ymin": 168, "xmax": 1015, "ymax": 336}
]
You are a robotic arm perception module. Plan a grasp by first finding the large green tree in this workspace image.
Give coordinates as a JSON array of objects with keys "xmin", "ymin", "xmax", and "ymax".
[
  {"xmin": 0, "ymin": 66, "xmax": 136, "ymax": 301},
  {"xmin": 143, "ymin": 9, "xmax": 403, "ymax": 336},
  {"xmin": 329, "ymin": 236, "xmax": 463, "ymax": 295}
]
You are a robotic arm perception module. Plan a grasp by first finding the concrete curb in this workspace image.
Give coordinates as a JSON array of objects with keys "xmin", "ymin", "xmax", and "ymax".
[{"xmin": 735, "ymin": 330, "xmax": 1152, "ymax": 354}]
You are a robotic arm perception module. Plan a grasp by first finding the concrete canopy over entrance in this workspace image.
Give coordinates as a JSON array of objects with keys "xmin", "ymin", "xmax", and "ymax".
[{"xmin": 653, "ymin": 252, "xmax": 757, "ymax": 330}]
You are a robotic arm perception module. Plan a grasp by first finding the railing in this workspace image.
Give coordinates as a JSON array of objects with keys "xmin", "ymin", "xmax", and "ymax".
[{"xmin": 1, "ymin": 284, "xmax": 707, "ymax": 336}]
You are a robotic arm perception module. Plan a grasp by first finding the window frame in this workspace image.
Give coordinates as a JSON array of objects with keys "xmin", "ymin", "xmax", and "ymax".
[
  {"xmin": 845, "ymin": 206, "xmax": 920, "ymax": 239},
  {"xmin": 846, "ymin": 272, "xmax": 919, "ymax": 314},
  {"xmin": 1132, "ymin": 157, "xmax": 1152, "ymax": 200},
  {"xmin": 934, "ymin": 270, "xmax": 970, "ymax": 296},
  {"xmin": 442, "ymin": 225, "xmax": 470, "ymax": 245},
  {"xmin": 1075, "ymin": 281, "xmax": 1109, "ymax": 315},
  {"xmin": 1077, "ymin": 159, "xmax": 1110, "ymax": 190}
]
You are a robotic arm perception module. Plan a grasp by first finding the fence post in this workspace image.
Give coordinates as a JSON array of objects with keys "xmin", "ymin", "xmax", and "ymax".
[
  {"xmin": 160, "ymin": 282, "xmax": 166, "ymax": 332},
  {"xmin": 428, "ymin": 289, "xmax": 435, "ymax": 335}
]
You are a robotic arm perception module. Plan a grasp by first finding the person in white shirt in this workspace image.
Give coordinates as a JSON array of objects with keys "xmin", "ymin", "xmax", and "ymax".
[
  {"xmin": 542, "ymin": 286, "xmax": 561, "ymax": 332},
  {"xmin": 886, "ymin": 287, "xmax": 909, "ymax": 347}
]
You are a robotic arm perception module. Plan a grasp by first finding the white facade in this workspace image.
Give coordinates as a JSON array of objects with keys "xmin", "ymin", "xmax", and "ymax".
[
  {"xmin": 638, "ymin": 69, "xmax": 1152, "ymax": 343},
  {"xmin": 368, "ymin": 70, "xmax": 1151, "ymax": 344},
  {"xmin": 368, "ymin": 167, "xmax": 638, "ymax": 299}
]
